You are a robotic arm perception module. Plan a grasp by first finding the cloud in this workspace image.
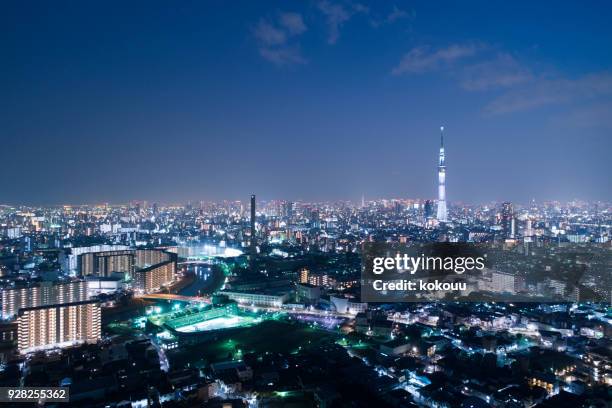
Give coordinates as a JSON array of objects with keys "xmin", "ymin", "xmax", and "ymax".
[
  {"xmin": 259, "ymin": 47, "xmax": 307, "ymax": 66},
  {"xmin": 390, "ymin": 44, "xmax": 611, "ymax": 111},
  {"xmin": 387, "ymin": 5, "xmax": 411, "ymax": 22},
  {"xmin": 318, "ymin": 1, "xmax": 367, "ymax": 45},
  {"xmin": 254, "ymin": 20, "xmax": 287, "ymax": 46},
  {"xmin": 460, "ymin": 53, "xmax": 533, "ymax": 91},
  {"xmin": 254, "ymin": 12, "xmax": 307, "ymax": 65},
  {"xmin": 392, "ymin": 44, "xmax": 481, "ymax": 75},
  {"xmin": 371, "ymin": 5, "xmax": 414, "ymax": 27},
  {"xmin": 484, "ymin": 72, "xmax": 612, "ymax": 114},
  {"xmin": 278, "ymin": 12, "xmax": 307, "ymax": 35},
  {"xmin": 391, "ymin": 41, "xmax": 612, "ymax": 118}
]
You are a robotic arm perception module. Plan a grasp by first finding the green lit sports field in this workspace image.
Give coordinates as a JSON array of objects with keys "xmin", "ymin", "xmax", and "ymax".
[{"xmin": 169, "ymin": 320, "xmax": 338, "ymax": 367}]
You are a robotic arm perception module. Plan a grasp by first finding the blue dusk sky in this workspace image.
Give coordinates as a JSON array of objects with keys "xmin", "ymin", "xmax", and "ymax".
[{"xmin": 1, "ymin": 1, "xmax": 611, "ymax": 205}]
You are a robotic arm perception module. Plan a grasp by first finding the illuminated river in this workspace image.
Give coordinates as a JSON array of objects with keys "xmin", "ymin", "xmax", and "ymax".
[{"xmin": 176, "ymin": 243, "xmax": 242, "ymax": 297}]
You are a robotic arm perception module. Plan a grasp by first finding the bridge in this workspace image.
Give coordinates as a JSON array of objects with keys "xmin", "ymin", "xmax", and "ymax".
[
  {"xmin": 178, "ymin": 260, "xmax": 216, "ymax": 266},
  {"xmin": 137, "ymin": 293, "xmax": 211, "ymax": 304}
]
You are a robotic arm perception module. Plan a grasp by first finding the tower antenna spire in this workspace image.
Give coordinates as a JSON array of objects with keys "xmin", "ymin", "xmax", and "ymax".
[{"xmin": 436, "ymin": 126, "xmax": 447, "ymax": 223}]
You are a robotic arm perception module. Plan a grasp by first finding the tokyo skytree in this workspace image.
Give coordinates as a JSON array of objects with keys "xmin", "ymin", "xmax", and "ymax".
[{"xmin": 436, "ymin": 126, "xmax": 447, "ymax": 223}]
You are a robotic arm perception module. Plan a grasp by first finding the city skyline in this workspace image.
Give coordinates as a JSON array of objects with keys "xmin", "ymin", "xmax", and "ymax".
[
  {"xmin": 1, "ymin": 197, "xmax": 611, "ymax": 209},
  {"xmin": 1, "ymin": 121, "xmax": 610, "ymax": 207},
  {"xmin": 1, "ymin": 3, "xmax": 610, "ymax": 406},
  {"xmin": 1, "ymin": 195, "xmax": 611, "ymax": 208},
  {"xmin": 2, "ymin": 1, "xmax": 612, "ymax": 204}
]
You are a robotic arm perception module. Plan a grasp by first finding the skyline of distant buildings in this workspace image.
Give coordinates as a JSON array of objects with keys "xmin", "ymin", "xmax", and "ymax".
[
  {"xmin": 0, "ymin": 130, "xmax": 608, "ymax": 405},
  {"xmin": 0, "ymin": 183, "xmax": 609, "ymax": 405},
  {"xmin": 1, "ymin": 125, "xmax": 609, "ymax": 209},
  {"xmin": 1, "ymin": 2, "xmax": 610, "ymax": 405}
]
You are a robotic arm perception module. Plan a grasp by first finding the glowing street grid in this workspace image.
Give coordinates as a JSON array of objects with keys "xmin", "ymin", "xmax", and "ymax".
[
  {"xmin": 288, "ymin": 313, "xmax": 346, "ymax": 330},
  {"xmin": 175, "ymin": 315, "xmax": 262, "ymax": 333}
]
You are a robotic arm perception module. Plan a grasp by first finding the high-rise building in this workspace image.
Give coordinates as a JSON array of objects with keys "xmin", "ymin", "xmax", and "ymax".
[
  {"xmin": 299, "ymin": 267, "xmax": 309, "ymax": 284},
  {"xmin": 80, "ymin": 250, "xmax": 135, "ymax": 277},
  {"xmin": 501, "ymin": 202, "xmax": 515, "ymax": 239},
  {"xmin": 250, "ymin": 194, "xmax": 256, "ymax": 255},
  {"xmin": 282, "ymin": 201, "xmax": 294, "ymax": 220},
  {"xmin": 79, "ymin": 249, "xmax": 176, "ymax": 286},
  {"xmin": 6, "ymin": 227, "xmax": 22, "ymax": 239},
  {"xmin": 1, "ymin": 280, "xmax": 88, "ymax": 319},
  {"xmin": 524, "ymin": 218, "xmax": 534, "ymax": 242},
  {"xmin": 491, "ymin": 271, "xmax": 516, "ymax": 293},
  {"xmin": 67, "ymin": 245, "xmax": 130, "ymax": 274},
  {"xmin": 436, "ymin": 126, "xmax": 448, "ymax": 223},
  {"xmin": 424, "ymin": 200, "xmax": 434, "ymax": 222},
  {"xmin": 133, "ymin": 260, "xmax": 176, "ymax": 294},
  {"xmin": 135, "ymin": 248, "xmax": 172, "ymax": 268},
  {"xmin": 308, "ymin": 273, "xmax": 335, "ymax": 288},
  {"xmin": 310, "ymin": 210, "xmax": 320, "ymax": 229},
  {"xmin": 17, "ymin": 300, "xmax": 101, "ymax": 354}
]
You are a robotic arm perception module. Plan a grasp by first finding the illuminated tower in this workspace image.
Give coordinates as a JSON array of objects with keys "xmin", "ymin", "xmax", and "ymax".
[
  {"xmin": 501, "ymin": 201, "xmax": 515, "ymax": 239},
  {"xmin": 436, "ymin": 126, "xmax": 448, "ymax": 222},
  {"xmin": 250, "ymin": 194, "xmax": 256, "ymax": 255}
]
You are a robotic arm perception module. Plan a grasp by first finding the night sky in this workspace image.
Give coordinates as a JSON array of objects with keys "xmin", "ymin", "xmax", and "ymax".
[{"xmin": 2, "ymin": 1, "xmax": 611, "ymax": 205}]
